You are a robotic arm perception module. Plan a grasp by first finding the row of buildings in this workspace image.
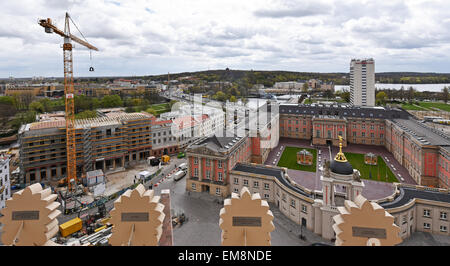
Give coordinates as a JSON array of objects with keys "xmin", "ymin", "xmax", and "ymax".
[{"xmin": 16, "ymin": 101, "xmax": 228, "ymax": 186}]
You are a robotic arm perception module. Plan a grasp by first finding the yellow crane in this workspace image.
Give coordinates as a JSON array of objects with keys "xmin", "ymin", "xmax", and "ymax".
[{"xmin": 38, "ymin": 13, "xmax": 98, "ymax": 192}]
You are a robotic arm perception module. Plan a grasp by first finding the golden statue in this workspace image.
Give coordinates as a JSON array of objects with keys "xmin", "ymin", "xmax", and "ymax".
[{"xmin": 335, "ymin": 136, "xmax": 347, "ymax": 162}]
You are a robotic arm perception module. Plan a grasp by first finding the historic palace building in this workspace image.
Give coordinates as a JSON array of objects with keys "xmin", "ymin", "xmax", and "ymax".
[
  {"xmin": 185, "ymin": 134, "xmax": 252, "ymax": 197},
  {"xmin": 278, "ymin": 103, "xmax": 450, "ymax": 188},
  {"xmin": 185, "ymin": 102, "xmax": 450, "ymax": 240},
  {"xmin": 229, "ymin": 145, "xmax": 450, "ymax": 240}
]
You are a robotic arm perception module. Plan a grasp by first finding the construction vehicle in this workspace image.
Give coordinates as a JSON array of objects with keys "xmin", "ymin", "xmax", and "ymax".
[
  {"xmin": 172, "ymin": 212, "xmax": 187, "ymax": 227},
  {"xmin": 38, "ymin": 13, "xmax": 98, "ymax": 197},
  {"xmin": 161, "ymin": 155, "xmax": 170, "ymax": 164},
  {"xmin": 59, "ymin": 217, "xmax": 83, "ymax": 237}
]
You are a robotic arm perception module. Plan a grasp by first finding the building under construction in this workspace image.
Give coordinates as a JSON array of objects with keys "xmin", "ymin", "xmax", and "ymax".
[{"xmin": 18, "ymin": 111, "xmax": 153, "ymax": 186}]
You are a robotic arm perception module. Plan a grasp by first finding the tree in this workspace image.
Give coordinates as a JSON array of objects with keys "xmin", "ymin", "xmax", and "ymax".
[
  {"xmin": 39, "ymin": 98, "xmax": 53, "ymax": 113},
  {"xmin": 101, "ymin": 95, "xmax": 123, "ymax": 108},
  {"xmin": 340, "ymin": 91, "xmax": 350, "ymax": 103},
  {"xmin": 376, "ymin": 91, "xmax": 387, "ymax": 106},
  {"xmin": 75, "ymin": 110, "xmax": 97, "ymax": 119},
  {"xmin": 443, "ymin": 86, "xmax": 449, "ymax": 104},
  {"xmin": 323, "ymin": 90, "xmax": 334, "ymax": 99},
  {"xmin": 399, "ymin": 86, "xmax": 405, "ymax": 101},
  {"xmin": 229, "ymin": 96, "xmax": 237, "ymax": 102},
  {"xmin": 29, "ymin": 101, "xmax": 44, "ymax": 113},
  {"xmin": 214, "ymin": 91, "xmax": 227, "ymax": 102},
  {"xmin": 302, "ymin": 82, "xmax": 309, "ymax": 92},
  {"xmin": 408, "ymin": 86, "xmax": 415, "ymax": 104}
]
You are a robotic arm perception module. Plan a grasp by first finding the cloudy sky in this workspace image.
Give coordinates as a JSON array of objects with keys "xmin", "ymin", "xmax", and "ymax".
[{"xmin": 1, "ymin": 0, "xmax": 450, "ymax": 78}]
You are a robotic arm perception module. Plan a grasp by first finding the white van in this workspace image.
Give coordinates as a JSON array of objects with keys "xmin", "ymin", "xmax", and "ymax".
[
  {"xmin": 173, "ymin": 170, "xmax": 186, "ymax": 181},
  {"xmin": 178, "ymin": 163, "xmax": 188, "ymax": 171}
]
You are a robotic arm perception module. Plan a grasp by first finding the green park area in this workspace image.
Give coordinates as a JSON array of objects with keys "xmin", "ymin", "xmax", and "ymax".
[
  {"xmin": 277, "ymin": 146, "xmax": 317, "ymax": 172},
  {"xmin": 150, "ymin": 103, "xmax": 171, "ymax": 114},
  {"xmin": 343, "ymin": 152, "xmax": 398, "ymax": 183},
  {"xmin": 401, "ymin": 101, "xmax": 450, "ymax": 112}
]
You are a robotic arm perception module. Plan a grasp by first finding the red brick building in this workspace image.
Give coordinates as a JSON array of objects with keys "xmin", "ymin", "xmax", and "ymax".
[
  {"xmin": 185, "ymin": 135, "xmax": 252, "ymax": 197},
  {"xmin": 278, "ymin": 103, "xmax": 450, "ymax": 188}
]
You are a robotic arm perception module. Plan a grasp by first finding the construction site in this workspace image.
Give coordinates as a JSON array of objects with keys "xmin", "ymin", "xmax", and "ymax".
[{"xmin": 2, "ymin": 12, "xmax": 181, "ymax": 244}]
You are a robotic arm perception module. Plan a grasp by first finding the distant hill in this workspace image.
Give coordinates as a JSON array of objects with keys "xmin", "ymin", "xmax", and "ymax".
[
  {"xmin": 142, "ymin": 70, "xmax": 450, "ymax": 86},
  {"xmin": 4, "ymin": 70, "xmax": 450, "ymax": 86}
]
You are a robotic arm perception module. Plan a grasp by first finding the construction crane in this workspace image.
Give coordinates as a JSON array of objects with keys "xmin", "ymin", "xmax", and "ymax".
[{"xmin": 38, "ymin": 13, "xmax": 98, "ymax": 194}]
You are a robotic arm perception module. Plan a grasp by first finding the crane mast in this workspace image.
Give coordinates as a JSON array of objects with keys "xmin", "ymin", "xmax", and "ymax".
[
  {"xmin": 62, "ymin": 14, "xmax": 77, "ymax": 192},
  {"xmin": 39, "ymin": 13, "xmax": 98, "ymax": 193}
]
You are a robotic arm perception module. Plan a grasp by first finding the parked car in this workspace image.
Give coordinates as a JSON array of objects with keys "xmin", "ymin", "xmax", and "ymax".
[{"xmin": 177, "ymin": 152, "xmax": 186, "ymax": 158}]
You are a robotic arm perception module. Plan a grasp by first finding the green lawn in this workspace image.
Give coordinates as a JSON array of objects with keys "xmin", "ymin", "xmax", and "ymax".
[
  {"xmin": 277, "ymin": 147, "xmax": 317, "ymax": 172},
  {"xmin": 150, "ymin": 103, "xmax": 171, "ymax": 114},
  {"xmin": 401, "ymin": 103, "xmax": 429, "ymax": 111},
  {"xmin": 344, "ymin": 152, "xmax": 398, "ymax": 183},
  {"xmin": 401, "ymin": 101, "xmax": 450, "ymax": 112},
  {"xmin": 417, "ymin": 102, "xmax": 450, "ymax": 112}
]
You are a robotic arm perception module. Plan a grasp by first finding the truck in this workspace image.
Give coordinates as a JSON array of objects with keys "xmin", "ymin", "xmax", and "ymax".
[
  {"xmin": 59, "ymin": 217, "xmax": 83, "ymax": 237},
  {"xmin": 161, "ymin": 155, "xmax": 170, "ymax": 164},
  {"xmin": 149, "ymin": 157, "xmax": 160, "ymax": 166},
  {"xmin": 173, "ymin": 170, "xmax": 186, "ymax": 181}
]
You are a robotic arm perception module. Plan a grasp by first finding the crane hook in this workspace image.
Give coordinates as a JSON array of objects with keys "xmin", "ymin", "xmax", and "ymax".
[{"xmin": 89, "ymin": 50, "xmax": 94, "ymax": 72}]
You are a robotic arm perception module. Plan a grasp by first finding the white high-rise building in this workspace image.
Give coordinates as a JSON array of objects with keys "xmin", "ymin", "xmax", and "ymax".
[
  {"xmin": 0, "ymin": 154, "xmax": 11, "ymax": 210},
  {"xmin": 350, "ymin": 58, "xmax": 375, "ymax": 106}
]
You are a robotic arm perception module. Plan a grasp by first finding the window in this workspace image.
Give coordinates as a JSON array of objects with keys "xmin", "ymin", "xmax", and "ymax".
[
  {"xmin": 264, "ymin": 194, "xmax": 269, "ymax": 199},
  {"xmin": 234, "ymin": 178, "xmax": 239, "ymax": 185},
  {"xmin": 234, "ymin": 188, "xmax": 239, "ymax": 193},
  {"xmin": 243, "ymin": 179, "xmax": 248, "ymax": 186},
  {"xmin": 218, "ymin": 172, "xmax": 223, "ymax": 181},
  {"xmin": 301, "ymin": 205, "xmax": 307, "ymax": 213},
  {"xmin": 218, "ymin": 161, "xmax": 222, "ymax": 168},
  {"xmin": 423, "ymin": 209, "xmax": 431, "ymax": 217},
  {"xmin": 440, "ymin": 212, "xmax": 447, "ymax": 220},
  {"xmin": 402, "ymin": 216, "xmax": 407, "ymax": 224},
  {"xmin": 206, "ymin": 159, "xmax": 210, "ymax": 167},
  {"xmin": 424, "ymin": 223, "xmax": 431, "ymax": 229},
  {"xmin": 206, "ymin": 170, "xmax": 210, "ymax": 179},
  {"xmin": 264, "ymin": 183, "xmax": 269, "ymax": 190},
  {"xmin": 440, "ymin": 226, "xmax": 447, "ymax": 232},
  {"xmin": 194, "ymin": 157, "xmax": 198, "ymax": 165},
  {"xmin": 191, "ymin": 183, "xmax": 196, "ymax": 191},
  {"xmin": 253, "ymin": 181, "xmax": 259, "ymax": 188},
  {"xmin": 290, "ymin": 199, "xmax": 296, "ymax": 208},
  {"xmin": 194, "ymin": 168, "xmax": 198, "ymax": 177},
  {"xmin": 216, "ymin": 188, "xmax": 221, "ymax": 196}
]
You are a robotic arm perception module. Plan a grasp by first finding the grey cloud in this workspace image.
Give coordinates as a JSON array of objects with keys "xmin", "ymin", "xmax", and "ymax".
[
  {"xmin": 254, "ymin": 7, "xmax": 329, "ymax": 18},
  {"xmin": 140, "ymin": 44, "xmax": 171, "ymax": 56},
  {"xmin": 212, "ymin": 49, "xmax": 249, "ymax": 58}
]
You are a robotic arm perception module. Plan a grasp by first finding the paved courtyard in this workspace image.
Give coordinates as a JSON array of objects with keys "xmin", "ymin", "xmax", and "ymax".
[{"xmin": 152, "ymin": 174, "xmax": 331, "ymax": 246}]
